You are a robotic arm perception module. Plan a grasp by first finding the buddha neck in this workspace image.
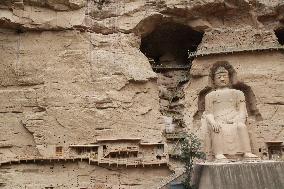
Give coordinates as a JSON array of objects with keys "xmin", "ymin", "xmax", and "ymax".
[{"xmin": 216, "ymin": 86, "xmax": 230, "ymax": 90}]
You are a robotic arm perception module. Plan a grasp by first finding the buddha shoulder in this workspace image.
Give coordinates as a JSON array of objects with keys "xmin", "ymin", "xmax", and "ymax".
[
  {"xmin": 230, "ymin": 89, "xmax": 245, "ymax": 96},
  {"xmin": 205, "ymin": 89, "xmax": 244, "ymax": 98}
]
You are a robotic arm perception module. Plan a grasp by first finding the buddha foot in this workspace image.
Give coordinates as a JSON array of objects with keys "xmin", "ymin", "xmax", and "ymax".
[
  {"xmin": 244, "ymin": 153, "xmax": 258, "ymax": 158},
  {"xmin": 243, "ymin": 153, "xmax": 260, "ymax": 161},
  {"xmin": 214, "ymin": 154, "xmax": 230, "ymax": 163}
]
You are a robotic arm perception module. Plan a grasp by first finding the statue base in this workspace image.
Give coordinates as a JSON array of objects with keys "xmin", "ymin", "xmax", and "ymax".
[{"xmin": 193, "ymin": 161, "xmax": 284, "ymax": 189}]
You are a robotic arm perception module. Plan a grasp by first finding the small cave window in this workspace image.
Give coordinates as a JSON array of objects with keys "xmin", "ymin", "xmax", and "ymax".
[
  {"xmin": 55, "ymin": 146, "xmax": 63, "ymax": 156},
  {"xmin": 275, "ymin": 29, "xmax": 284, "ymax": 45},
  {"xmin": 140, "ymin": 22, "xmax": 203, "ymax": 130},
  {"xmin": 157, "ymin": 145, "xmax": 163, "ymax": 149}
]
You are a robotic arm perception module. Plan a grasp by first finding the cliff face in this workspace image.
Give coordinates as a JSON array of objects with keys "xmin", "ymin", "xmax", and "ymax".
[{"xmin": 0, "ymin": 0, "xmax": 283, "ymax": 188}]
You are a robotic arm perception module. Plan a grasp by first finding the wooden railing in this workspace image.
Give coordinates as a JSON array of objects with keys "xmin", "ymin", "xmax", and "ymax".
[
  {"xmin": 103, "ymin": 146, "xmax": 139, "ymax": 157},
  {"xmin": 0, "ymin": 155, "xmax": 168, "ymax": 168},
  {"xmin": 188, "ymin": 45, "xmax": 284, "ymax": 58},
  {"xmin": 0, "ymin": 156, "xmax": 89, "ymax": 166},
  {"xmin": 97, "ymin": 157, "xmax": 168, "ymax": 167}
]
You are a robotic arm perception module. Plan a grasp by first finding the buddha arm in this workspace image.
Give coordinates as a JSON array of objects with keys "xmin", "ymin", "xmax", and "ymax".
[
  {"xmin": 238, "ymin": 94, "xmax": 247, "ymax": 123},
  {"xmin": 204, "ymin": 94, "xmax": 220, "ymax": 133},
  {"xmin": 204, "ymin": 94, "xmax": 217, "ymax": 126},
  {"xmin": 235, "ymin": 91, "xmax": 248, "ymax": 124}
]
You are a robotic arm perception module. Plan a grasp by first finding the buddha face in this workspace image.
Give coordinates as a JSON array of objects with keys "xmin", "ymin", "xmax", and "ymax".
[{"xmin": 214, "ymin": 68, "xmax": 230, "ymax": 88}]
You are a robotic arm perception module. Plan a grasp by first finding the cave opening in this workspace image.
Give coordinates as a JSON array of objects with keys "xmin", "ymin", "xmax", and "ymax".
[
  {"xmin": 275, "ymin": 29, "xmax": 284, "ymax": 45},
  {"xmin": 140, "ymin": 22, "xmax": 203, "ymax": 69},
  {"xmin": 140, "ymin": 22, "xmax": 203, "ymax": 131}
]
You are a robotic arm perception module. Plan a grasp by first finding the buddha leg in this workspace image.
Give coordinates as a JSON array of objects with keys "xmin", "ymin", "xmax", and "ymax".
[
  {"xmin": 212, "ymin": 131, "xmax": 224, "ymax": 155},
  {"xmin": 237, "ymin": 123, "xmax": 252, "ymax": 153}
]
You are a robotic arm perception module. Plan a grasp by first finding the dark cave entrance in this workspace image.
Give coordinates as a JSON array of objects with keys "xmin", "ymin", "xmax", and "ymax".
[
  {"xmin": 140, "ymin": 22, "xmax": 203, "ymax": 69},
  {"xmin": 140, "ymin": 22, "xmax": 203, "ymax": 131},
  {"xmin": 275, "ymin": 29, "xmax": 284, "ymax": 45}
]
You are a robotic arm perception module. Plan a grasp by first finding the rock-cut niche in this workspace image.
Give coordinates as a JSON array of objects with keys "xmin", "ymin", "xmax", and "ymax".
[
  {"xmin": 140, "ymin": 22, "xmax": 203, "ymax": 131},
  {"xmin": 194, "ymin": 61, "xmax": 263, "ymax": 123}
]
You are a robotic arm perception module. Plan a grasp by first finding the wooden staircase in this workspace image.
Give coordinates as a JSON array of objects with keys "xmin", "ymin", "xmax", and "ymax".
[{"xmin": 156, "ymin": 171, "xmax": 185, "ymax": 189}]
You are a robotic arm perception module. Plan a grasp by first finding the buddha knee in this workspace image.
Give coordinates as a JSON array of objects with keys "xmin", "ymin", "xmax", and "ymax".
[{"xmin": 237, "ymin": 123, "xmax": 247, "ymax": 130}]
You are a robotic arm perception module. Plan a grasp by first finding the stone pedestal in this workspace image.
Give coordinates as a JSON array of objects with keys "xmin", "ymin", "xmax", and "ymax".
[{"xmin": 193, "ymin": 161, "xmax": 284, "ymax": 189}]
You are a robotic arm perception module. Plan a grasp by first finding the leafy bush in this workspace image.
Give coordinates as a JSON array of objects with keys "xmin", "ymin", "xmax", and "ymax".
[{"xmin": 179, "ymin": 133, "xmax": 206, "ymax": 189}]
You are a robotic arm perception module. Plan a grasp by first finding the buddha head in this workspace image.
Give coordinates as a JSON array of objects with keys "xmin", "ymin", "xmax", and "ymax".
[
  {"xmin": 209, "ymin": 61, "xmax": 237, "ymax": 89},
  {"xmin": 213, "ymin": 66, "xmax": 230, "ymax": 88}
]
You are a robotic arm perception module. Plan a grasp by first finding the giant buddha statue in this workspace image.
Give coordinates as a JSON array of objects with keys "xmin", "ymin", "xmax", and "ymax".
[{"xmin": 203, "ymin": 65, "xmax": 258, "ymax": 161}]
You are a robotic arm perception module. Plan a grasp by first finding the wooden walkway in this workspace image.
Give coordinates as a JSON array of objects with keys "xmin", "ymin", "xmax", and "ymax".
[
  {"xmin": 0, "ymin": 156, "xmax": 168, "ymax": 168},
  {"xmin": 0, "ymin": 156, "xmax": 89, "ymax": 166},
  {"xmin": 188, "ymin": 46, "xmax": 284, "ymax": 58}
]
